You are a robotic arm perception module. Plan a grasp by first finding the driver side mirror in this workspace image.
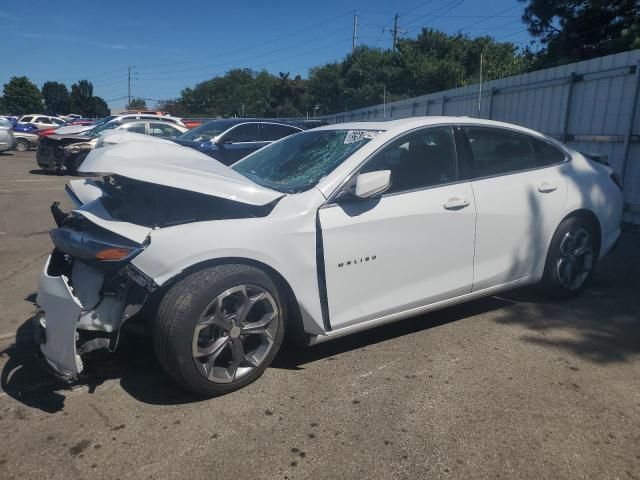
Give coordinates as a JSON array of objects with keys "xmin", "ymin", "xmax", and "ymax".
[{"xmin": 352, "ymin": 170, "xmax": 391, "ymax": 199}]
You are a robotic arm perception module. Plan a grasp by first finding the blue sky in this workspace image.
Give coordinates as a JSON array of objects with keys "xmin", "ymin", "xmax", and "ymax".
[{"xmin": 1, "ymin": 0, "xmax": 533, "ymax": 109}]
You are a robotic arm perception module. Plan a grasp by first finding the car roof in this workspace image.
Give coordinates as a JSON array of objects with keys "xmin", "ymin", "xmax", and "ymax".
[{"xmin": 313, "ymin": 116, "xmax": 548, "ymax": 137}]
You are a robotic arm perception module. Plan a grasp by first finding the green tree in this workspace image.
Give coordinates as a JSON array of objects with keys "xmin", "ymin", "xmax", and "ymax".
[
  {"xmin": 41, "ymin": 81, "xmax": 70, "ymax": 114},
  {"xmin": 69, "ymin": 80, "xmax": 94, "ymax": 116},
  {"xmin": 155, "ymin": 98, "xmax": 190, "ymax": 117},
  {"xmin": 91, "ymin": 96, "xmax": 110, "ymax": 117},
  {"xmin": 521, "ymin": 0, "xmax": 640, "ymax": 66},
  {"xmin": 127, "ymin": 98, "xmax": 147, "ymax": 110},
  {"xmin": 266, "ymin": 72, "xmax": 308, "ymax": 117},
  {"xmin": 2, "ymin": 76, "xmax": 43, "ymax": 115}
]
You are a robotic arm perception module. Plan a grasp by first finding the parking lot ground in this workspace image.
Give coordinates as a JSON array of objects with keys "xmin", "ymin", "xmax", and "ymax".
[{"xmin": 0, "ymin": 150, "xmax": 639, "ymax": 480}]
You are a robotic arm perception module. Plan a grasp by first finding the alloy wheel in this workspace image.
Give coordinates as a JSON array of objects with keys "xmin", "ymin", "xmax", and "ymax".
[
  {"xmin": 556, "ymin": 227, "xmax": 594, "ymax": 291},
  {"xmin": 192, "ymin": 285, "xmax": 279, "ymax": 383}
]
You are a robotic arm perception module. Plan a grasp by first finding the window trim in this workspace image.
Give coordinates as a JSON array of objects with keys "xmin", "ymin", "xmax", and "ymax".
[
  {"xmin": 220, "ymin": 122, "xmax": 262, "ymax": 144},
  {"xmin": 323, "ymin": 124, "xmax": 465, "ymax": 206},
  {"xmin": 458, "ymin": 124, "xmax": 571, "ymax": 182},
  {"xmin": 259, "ymin": 122, "xmax": 303, "ymax": 142}
]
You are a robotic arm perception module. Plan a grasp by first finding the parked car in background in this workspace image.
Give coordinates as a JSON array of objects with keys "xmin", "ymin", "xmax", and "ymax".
[
  {"xmin": 173, "ymin": 119, "xmax": 303, "ymax": 165},
  {"xmin": 18, "ymin": 115, "xmax": 67, "ymax": 130},
  {"xmin": 33, "ymin": 117, "xmax": 624, "ymax": 395},
  {"xmin": 13, "ymin": 131, "xmax": 40, "ymax": 151},
  {"xmin": 54, "ymin": 116, "xmax": 115, "ymax": 135},
  {"xmin": 13, "ymin": 122, "xmax": 39, "ymax": 133},
  {"xmin": 0, "ymin": 117, "xmax": 16, "ymax": 152},
  {"xmin": 37, "ymin": 118, "xmax": 188, "ymax": 173}
]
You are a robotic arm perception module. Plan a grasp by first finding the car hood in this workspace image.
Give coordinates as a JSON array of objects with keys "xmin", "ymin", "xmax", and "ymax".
[
  {"xmin": 55, "ymin": 124, "xmax": 94, "ymax": 135},
  {"xmin": 79, "ymin": 141, "xmax": 283, "ymax": 206}
]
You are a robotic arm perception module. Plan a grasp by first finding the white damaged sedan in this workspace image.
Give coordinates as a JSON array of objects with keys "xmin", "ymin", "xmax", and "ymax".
[{"xmin": 35, "ymin": 117, "xmax": 623, "ymax": 395}]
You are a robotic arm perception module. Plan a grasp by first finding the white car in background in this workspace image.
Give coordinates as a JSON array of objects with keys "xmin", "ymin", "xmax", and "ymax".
[
  {"xmin": 54, "ymin": 114, "xmax": 187, "ymax": 136},
  {"xmin": 35, "ymin": 117, "xmax": 623, "ymax": 396},
  {"xmin": 0, "ymin": 117, "xmax": 16, "ymax": 151},
  {"xmin": 18, "ymin": 114, "xmax": 66, "ymax": 130}
]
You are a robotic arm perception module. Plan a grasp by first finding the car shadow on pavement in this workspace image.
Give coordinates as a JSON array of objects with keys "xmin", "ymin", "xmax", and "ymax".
[
  {"xmin": 493, "ymin": 230, "xmax": 640, "ymax": 364},
  {"xmin": 29, "ymin": 169, "xmax": 56, "ymax": 176},
  {"xmin": 1, "ymin": 296, "xmax": 515, "ymax": 412},
  {"xmin": 272, "ymin": 295, "xmax": 515, "ymax": 370}
]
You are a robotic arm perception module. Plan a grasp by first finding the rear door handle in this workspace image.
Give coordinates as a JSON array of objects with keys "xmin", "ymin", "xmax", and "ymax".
[
  {"xmin": 538, "ymin": 182, "xmax": 557, "ymax": 193},
  {"xmin": 443, "ymin": 197, "xmax": 470, "ymax": 210}
]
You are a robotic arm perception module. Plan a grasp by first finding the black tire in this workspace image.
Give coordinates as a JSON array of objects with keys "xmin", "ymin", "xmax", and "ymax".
[
  {"xmin": 15, "ymin": 139, "xmax": 30, "ymax": 152},
  {"xmin": 153, "ymin": 265, "xmax": 285, "ymax": 396},
  {"xmin": 542, "ymin": 216, "xmax": 597, "ymax": 298}
]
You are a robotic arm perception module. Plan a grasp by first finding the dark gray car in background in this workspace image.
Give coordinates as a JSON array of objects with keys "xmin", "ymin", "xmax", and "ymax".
[{"xmin": 173, "ymin": 119, "xmax": 326, "ymax": 165}]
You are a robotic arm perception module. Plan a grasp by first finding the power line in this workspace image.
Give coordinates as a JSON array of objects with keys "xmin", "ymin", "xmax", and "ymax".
[
  {"xmin": 137, "ymin": 10, "xmax": 353, "ymax": 70},
  {"xmin": 137, "ymin": 25, "xmax": 352, "ymax": 77},
  {"xmin": 139, "ymin": 36, "xmax": 350, "ymax": 82},
  {"xmin": 405, "ymin": 0, "xmax": 466, "ymax": 35}
]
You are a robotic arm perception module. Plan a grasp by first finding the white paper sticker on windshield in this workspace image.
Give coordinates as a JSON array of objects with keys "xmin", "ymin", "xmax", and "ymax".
[{"xmin": 344, "ymin": 130, "xmax": 383, "ymax": 144}]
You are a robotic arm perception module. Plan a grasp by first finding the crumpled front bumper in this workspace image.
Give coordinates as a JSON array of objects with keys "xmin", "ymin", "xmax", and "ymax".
[{"xmin": 36, "ymin": 255, "xmax": 84, "ymax": 376}]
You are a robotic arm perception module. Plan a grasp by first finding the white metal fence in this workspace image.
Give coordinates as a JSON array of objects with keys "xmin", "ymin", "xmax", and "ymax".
[{"xmin": 322, "ymin": 49, "xmax": 640, "ymax": 224}]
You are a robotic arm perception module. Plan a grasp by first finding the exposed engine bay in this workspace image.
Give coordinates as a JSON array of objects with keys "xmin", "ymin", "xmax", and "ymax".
[{"xmin": 94, "ymin": 175, "xmax": 277, "ymax": 228}]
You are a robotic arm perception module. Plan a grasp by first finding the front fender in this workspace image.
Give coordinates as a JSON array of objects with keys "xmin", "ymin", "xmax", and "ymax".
[{"xmin": 130, "ymin": 212, "xmax": 326, "ymax": 336}]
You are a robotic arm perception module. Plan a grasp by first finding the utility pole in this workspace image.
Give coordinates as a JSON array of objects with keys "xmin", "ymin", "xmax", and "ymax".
[
  {"xmin": 392, "ymin": 14, "xmax": 399, "ymax": 51},
  {"xmin": 352, "ymin": 10, "xmax": 358, "ymax": 52},
  {"xmin": 384, "ymin": 14, "xmax": 407, "ymax": 51},
  {"xmin": 127, "ymin": 65, "xmax": 132, "ymax": 110}
]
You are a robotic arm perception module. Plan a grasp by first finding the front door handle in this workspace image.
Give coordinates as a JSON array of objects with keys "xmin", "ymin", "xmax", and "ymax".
[
  {"xmin": 443, "ymin": 197, "xmax": 470, "ymax": 210},
  {"xmin": 538, "ymin": 182, "xmax": 557, "ymax": 193}
]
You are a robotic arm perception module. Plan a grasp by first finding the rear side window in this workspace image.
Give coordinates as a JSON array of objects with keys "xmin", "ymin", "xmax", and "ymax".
[
  {"xmin": 223, "ymin": 123, "xmax": 260, "ymax": 143},
  {"xmin": 463, "ymin": 127, "xmax": 534, "ymax": 178},
  {"xmin": 21, "ymin": 116, "xmax": 33, "ymax": 122},
  {"xmin": 261, "ymin": 123, "xmax": 300, "ymax": 141},
  {"xmin": 531, "ymin": 137, "xmax": 566, "ymax": 167}
]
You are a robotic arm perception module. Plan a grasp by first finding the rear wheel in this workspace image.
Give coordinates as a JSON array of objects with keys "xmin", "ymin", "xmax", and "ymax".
[
  {"xmin": 15, "ymin": 139, "xmax": 30, "ymax": 152},
  {"xmin": 542, "ymin": 217, "xmax": 597, "ymax": 298},
  {"xmin": 153, "ymin": 265, "xmax": 285, "ymax": 396}
]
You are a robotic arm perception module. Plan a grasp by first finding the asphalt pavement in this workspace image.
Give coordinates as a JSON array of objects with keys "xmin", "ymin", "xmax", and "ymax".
[{"xmin": 1, "ymin": 150, "xmax": 639, "ymax": 480}]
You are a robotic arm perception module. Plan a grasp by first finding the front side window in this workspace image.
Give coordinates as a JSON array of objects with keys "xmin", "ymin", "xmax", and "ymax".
[
  {"xmin": 531, "ymin": 137, "xmax": 566, "ymax": 167},
  {"xmin": 261, "ymin": 123, "xmax": 300, "ymax": 141},
  {"xmin": 51, "ymin": 118, "xmax": 65, "ymax": 125},
  {"xmin": 233, "ymin": 129, "xmax": 382, "ymax": 193},
  {"xmin": 122, "ymin": 123, "xmax": 146, "ymax": 134},
  {"xmin": 223, "ymin": 123, "xmax": 260, "ymax": 143},
  {"xmin": 463, "ymin": 127, "xmax": 534, "ymax": 178},
  {"xmin": 361, "ymin": 127, "xmax": 458, "ymax": 194},
  {"xmin": 35, "ymin": 117, "xmax": 49, "ymax": 123}
]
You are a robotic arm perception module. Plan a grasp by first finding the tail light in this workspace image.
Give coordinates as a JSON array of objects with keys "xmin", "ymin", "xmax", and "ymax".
[{"xmin": 610, "ymin": 172, "xmax": 623, "ymax": 191}]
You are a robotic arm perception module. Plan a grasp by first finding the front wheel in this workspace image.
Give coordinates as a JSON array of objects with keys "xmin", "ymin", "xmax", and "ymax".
[
  {"xmin": 15, "ymin": 139, "xmax": 30, "ymax": 152},
  {"xmin": 153, "ymin": 265, "xmax": 285, "ymax": 396},
  {"xmin": 542, "ymin": 217, "xmax": 597, "ymax": 298}
]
